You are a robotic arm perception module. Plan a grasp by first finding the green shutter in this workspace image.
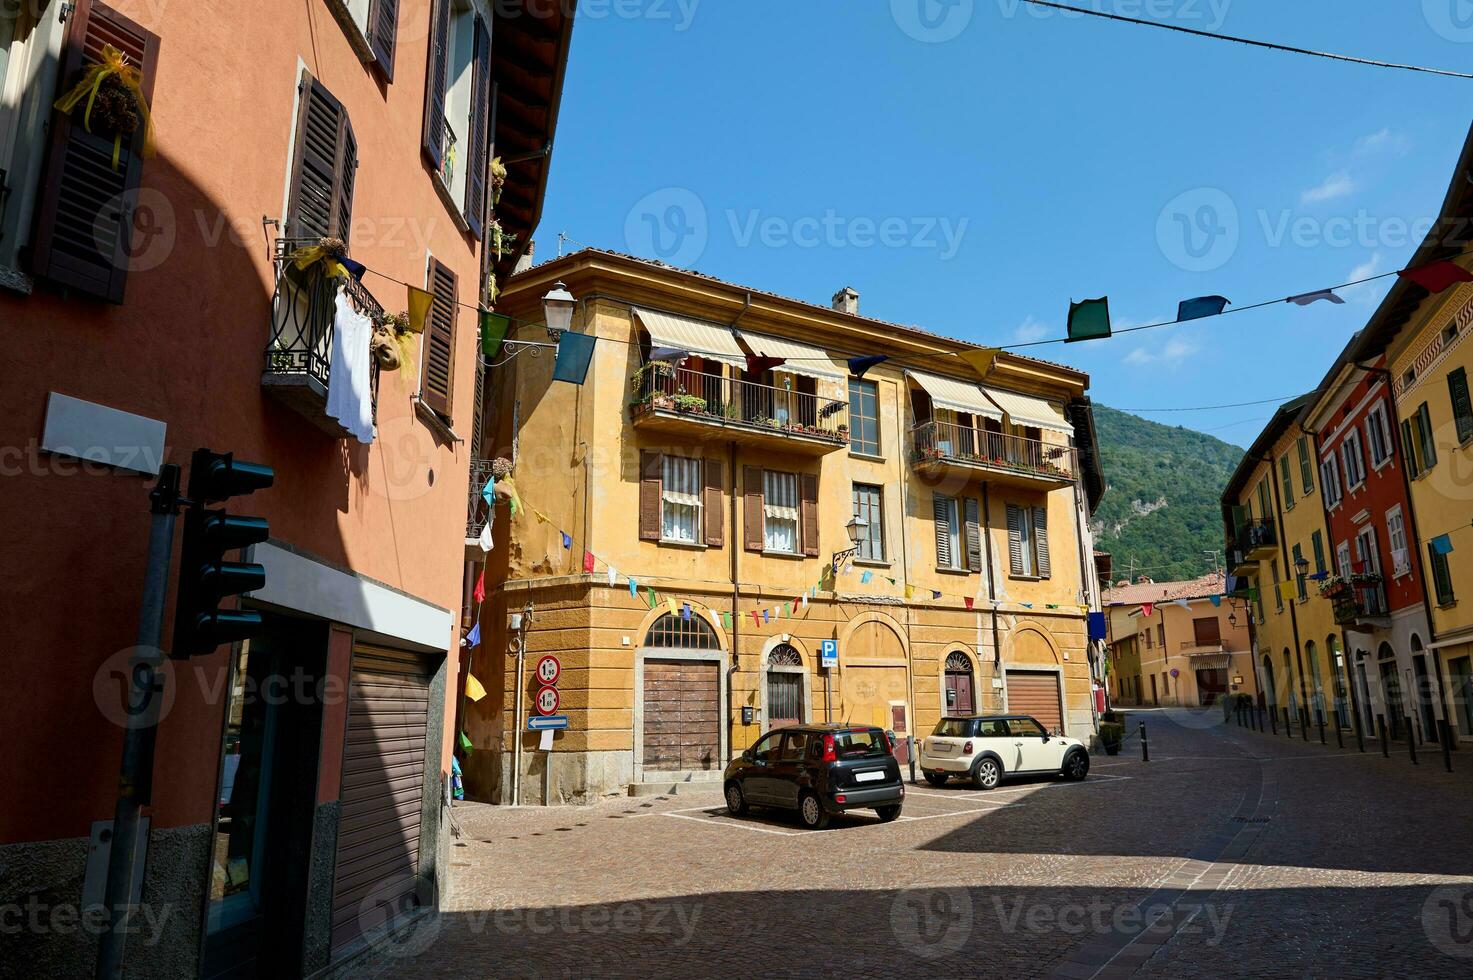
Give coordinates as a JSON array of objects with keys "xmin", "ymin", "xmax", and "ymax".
[
  {"xmin": 1311, "ymin": 531, "xmax": 1326, "ymax": 574},
  {"xmin": 1298, "ymin": 437, "xmax": 1315, "ymax": 493},
  {"xmin": 1429, "ymin": 545, "xmax": 1456, "ymax": 606},
  {"xmin": 1448, "ymin": 367, "xmax": 1473, "ymax": 444},
  {"xmin": 1418, "ymin": 403, "xmax": 1439, "ymax": 469},
  {"xmin": 1401, "ymin": 418, "xmax": 1420, "ymax": 477},
  {"xmin": 1280, "ymin": 456, "xmax": 1294, "ymax": 503},
  {"xmin": 1292, "ymin": 544, "xmax": 1306, "ymax": 600}
]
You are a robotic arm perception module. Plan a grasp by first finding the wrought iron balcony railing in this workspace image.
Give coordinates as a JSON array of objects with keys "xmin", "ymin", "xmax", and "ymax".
[
  {"xmin": 1331, "ymin": 578, "xmax": 1390, "ymax": 626},
  {"xmin": 1235, "ymin": 519, "xmax": 1278, "ymax": 557},
  {"xmin": 630, "ymin": 363, "xmax": 849, "ymax": 444},
  {"xmin": 910, "ymin": 420, "xmax": 1077, "ymax": 484},
  {"xmin": 467, "ymin": 457, "xmax": 498, "ymax": 540}
]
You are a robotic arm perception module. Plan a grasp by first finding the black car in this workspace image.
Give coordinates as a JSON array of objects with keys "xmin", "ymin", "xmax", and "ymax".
[{"xmin": 723, "ymin": 724, "xmax": 904, "ymax": 829}]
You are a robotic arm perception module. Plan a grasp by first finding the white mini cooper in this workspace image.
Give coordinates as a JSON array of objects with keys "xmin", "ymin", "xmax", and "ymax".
[{"xmin": 918, "ymin": 714, "xmax": 1090, "ymax": 789}]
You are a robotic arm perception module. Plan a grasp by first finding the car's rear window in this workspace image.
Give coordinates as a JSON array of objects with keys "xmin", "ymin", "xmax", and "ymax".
[
  {"xmin": 932, "ymin": 719, "xmax": 972, "ymax": 738},
  {"xmin": 834, "ymin": 729, "xmax": 889, "ymax": 758}
]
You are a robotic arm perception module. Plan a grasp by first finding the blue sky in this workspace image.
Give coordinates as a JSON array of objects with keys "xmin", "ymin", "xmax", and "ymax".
[{"xmin": 532, "ymin": 0, "xmax": 1473, "ymax": 447}]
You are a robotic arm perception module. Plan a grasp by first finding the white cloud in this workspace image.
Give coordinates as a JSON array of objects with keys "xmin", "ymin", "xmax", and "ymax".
[
  {"xmin": 1354, "ymin": 128, "xmax": 1407, "ymax": 156},
  {"xmin": 1012, "ymin": 315, "xmax": 1051, "ymax": 343},
  {"xmin": 1343, "ymin": 252, "xmax": 1387, "ymax": 305},
  {"xmin": 1300, "ymin": 170, "xmax": 1356, "ymax": 205},
  {"xmin": 1122, "ymin": 336, "xmax": 1198, "ymax": 368}
]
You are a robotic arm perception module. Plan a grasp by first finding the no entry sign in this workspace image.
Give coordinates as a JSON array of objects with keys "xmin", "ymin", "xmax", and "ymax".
[
  {"xmin": 536, "ymin": 655, "xmax": 561, "ymax": 685},
  {"xmin": 535, "ymin": 685, "xmax": 561, "ymax": 716}
]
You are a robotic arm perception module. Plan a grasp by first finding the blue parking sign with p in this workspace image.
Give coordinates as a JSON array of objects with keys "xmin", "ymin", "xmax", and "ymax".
[{"xmin": 821, "ymin": 639, "xmax": 838, "ymax": 668}]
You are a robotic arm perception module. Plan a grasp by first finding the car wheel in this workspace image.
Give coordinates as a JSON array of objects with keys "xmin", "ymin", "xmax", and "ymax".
[
  {"xmin": 1062, "ymin": 750, "xmax": 1090, "ymax": 781},
  {"xmin": 923, "ymin": 772, "xmax": 948, "ymax": 787},
  {"xmin": 798, "ymin": 792, "xmax": 830, "ymax": 830},
  {"xmin": 725, "ymin": 781, "xmax": 749, "ymax": 816},
  {"xmin": 972, "ymin": 757, "xmax": 1001, "ymax": 790},
  {"xmin": 875, "ymin": 804, "xmax": 902, "ymax": 822}
]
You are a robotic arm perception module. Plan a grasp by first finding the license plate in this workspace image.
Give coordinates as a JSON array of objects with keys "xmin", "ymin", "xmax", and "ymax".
[
  {"xmin": 931, "ymin": 743, "xmax": 955, "ymax": 754},
  {"xmin": 855, "ymin": 770, "xmax": 885, "ymax": 783}
]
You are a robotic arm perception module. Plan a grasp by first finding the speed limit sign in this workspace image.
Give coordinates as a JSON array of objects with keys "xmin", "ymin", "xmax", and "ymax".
[
  {"xmin": 535, "ymin": 685, "xmax": 560, "ymax": 716},
  {"xmin": 535, "ymin": 655, "xmax": 561, "ymax": 686}
]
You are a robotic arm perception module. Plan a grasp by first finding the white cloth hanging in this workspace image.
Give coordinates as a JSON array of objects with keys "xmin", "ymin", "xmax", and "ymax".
[{"xmin": 326, "ymin": 288, "xmax": 375, "ymax": 444}]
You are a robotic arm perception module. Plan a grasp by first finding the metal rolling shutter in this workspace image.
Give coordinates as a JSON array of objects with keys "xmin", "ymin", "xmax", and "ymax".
[
  {"xmin": 643, "ymin": 660, "xmax": 719, "ymax": 772},
  {"xmin": 330, "ymin": 645, "xmax": 433, "ymax": 954},
  {"xmin": 1008, "ymin": 671, "xmax": 1063, "ymax": 734}
]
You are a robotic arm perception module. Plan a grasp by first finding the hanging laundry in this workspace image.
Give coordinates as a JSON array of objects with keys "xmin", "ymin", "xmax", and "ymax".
[
  {"xmin": 326, "ymin": 289, "xmax": 375, "ymax": 444},
  {"xmin": 473, "ymin": 568, "xmax": 485, "ymax": 604}
]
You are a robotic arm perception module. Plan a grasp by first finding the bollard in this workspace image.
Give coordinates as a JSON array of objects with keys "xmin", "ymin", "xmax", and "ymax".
[
  {"xmin": 1409, "ymin": 727, "xmax": 1418, "ymax": 765},
  {"xmin": 1269, "ymin": 706, "xmax": 1277, "ymax": 735},
  {"xmin": 1378, "ymin": 715, "xmax": 1389, "ymax": 758},
  {"xmin": 1301, "ymin": 708, "xmax": 1310, "ymax": 742},
  {"xmin": 1440, "ymin": 720, "xmax": 1454, "ymax": 773},
  {"xmin": 908, "ymin": 735, "xmax": 917, "ymax": 784},
  {"xmin": 1140, "ymin": 722, "xmax": 1149, "ymax": 763},
  {"xmin": 1354, "ymin": 711, "xmax": 1364, "ymax": 753},
  {"xmin": 1333, "ymin": 710, "xmax": 1344, "ymax": 749},
  {"xmin": 1284, "ymin": 707, "xmax": 1293, "ymax": 738},
  {"xmin": 1317, "ymin": 711, "xmax": 1326, "ymax": 745}
]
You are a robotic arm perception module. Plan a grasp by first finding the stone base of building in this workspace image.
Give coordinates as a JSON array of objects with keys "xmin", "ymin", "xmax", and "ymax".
[{"xmin": 463, "ymin": 748, "xmax": 636, "ymax": 805}]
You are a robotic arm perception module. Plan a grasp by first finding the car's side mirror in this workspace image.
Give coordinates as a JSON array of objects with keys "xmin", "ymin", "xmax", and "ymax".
[
  {"xmin": 1039, "ymin": 732, "xmax": 1050, "ymax": 742},
  {"xmin": 741, "ymin": 750, "xmax": 754, "ymax": 763}
]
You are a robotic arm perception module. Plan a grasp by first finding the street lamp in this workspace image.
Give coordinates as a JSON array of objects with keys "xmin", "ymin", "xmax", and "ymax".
[
  {"xmin": 831, "ymin": 517, "xmax": 867, "ymax": 573},
  {"xmin": 1294, "ymin": 554, "xmax": 1310, "ymax": 577},
  {"xmin": 542, "ymin": 281, "xmax": 575, "ymax": 337},
  {"xmin": 1228, "ymin": 612, "xmax": 1237, "ymax": 628}
]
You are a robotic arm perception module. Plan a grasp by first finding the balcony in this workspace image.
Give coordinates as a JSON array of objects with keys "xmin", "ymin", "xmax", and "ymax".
[
  {"xmin": 1328, "ymin": 576, "xmax": 1391, "ymax": 629},
  {"xmin": 1236, "ymin": 519, "xmax": 1278, "ymax": 560},
  {"xmin": 1227, "ymin": 546, "xmax": 1257, "ymax": 576},
  {"xmin": 262, "ymin": 238, "xmax": 381, "ymax": 439},
  {"xmin": 467, "ymin": 457, "xmax": 497, "ymax": 543},
  {"xmin": 909, "ymin": 420, "xmax": 1076, "ymax": 491},
  {"xmin": 629, "ymin": 363, "xmax": 849, "ymax": 455}
]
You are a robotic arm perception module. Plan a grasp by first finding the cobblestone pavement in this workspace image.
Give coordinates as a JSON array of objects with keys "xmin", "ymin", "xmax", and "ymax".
[{"xmin": 355, "ymin": 711, "xmax": 1473, "ymax": 979}]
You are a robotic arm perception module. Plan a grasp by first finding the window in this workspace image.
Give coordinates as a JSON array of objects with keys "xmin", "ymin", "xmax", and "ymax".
[
  {"xmin": 1336, "ymin": 541, "xmax": 1352, "ymax": 580},
  {"xmin": 1365, "ymin": 401, "xmax": 1393, "ymax": 468},
  {"xmin": 1271, "ymin": 560, "xmax": 1283, "ymax": 611},
  {"xmin": 779, "ymin": 732, "xmax": 809, "ymax": 761},
  {"xmin": 422, "ymin": 0, "xmax": 495, "ymax": 237},
  {"xmin": 750, "ymin": 732, "xmax": 781, "ymax": 764},
  {"xmin": 1387, "ymin": 507, "xmax": 1410, "ymax": 576},
  {"xmin": 1429, "ymin": 544, "xmax": 1456, "ymax": 606},
  {"xmin": 1403, "ymin": 366, "xmax": 1418, "ymax": 390},
  {"xmin": 644, "ymin": 612, "xmax": 720, "ymax": 649},
  {"xmin": 661, "ymin": 456, "xmax": 703, "ymax": 543},
  {"xmin": 1320, "ymin": 455, "xmax": 1343, "ymax": 508},
  {"xmin": 1297, "ymin": 437, "xmax": 1315, "ymax": 494},
  {"xmin": 852, "ymin": 484, "xmax": 885, "ymax": 561},
  {"xmin": 1156, "ymin": 623, "xmax": 1165, "ymax": 648},
  {"xmin": 1293, "ymin": 544, "xmax": 1308, "ymax": 601},
  {"xmin": 1144, "ymin": 627, "xmax": 1153, "ymax": 650},
  {"xmin": 1449, "ymin": 367, "xmax": 1473, "ymax": 444},
  {"xmin": 1006, "ymin": 503, "xmax": 1050, "ymax": 578},
  {"xmin": 1354, "ymin": 526, "xmax": 1380, "ymax": 577},
  {"xmin": 1341, "ymin": 429, "xmax": 1366, "ymax": 489},
  {"xmin": 763, "ymin": 470, "xmax": 800, "ymax": 553},
  {"xmin": 833, "ymin": 730, "xmax": 888, "ymax": 758},
  {"xmin": 1255, "ymin": 478, "xmax": 1272, "ymax": 523},
  {"xmin": 848, "ymin": 378, "xmax": 880, "ymax": 455},
  {"xmin": 285, "ymin": 72, "xmax": 358, "ymax": 243},
  {"xmin": 1443, "ymin": 320, "xmax": 1461, "ymax": 347},
  {"xmin": 1279, "ymin": 456, "xmax": 1295, "ymax": 508},
  {"xmin": 934, "ymin": 495, "xmax": 962, "ymax": 570},
  {"xmin": 327, "ymin": 0, "xmax": 400, "ymax": 80},
  {"xmin": 1193, "ymin": 616, "xmax": 1220, "ymax": 647},
  {"xmin": 1008, "ymin": 717, "xmax": 1047, "ymax": 737}
]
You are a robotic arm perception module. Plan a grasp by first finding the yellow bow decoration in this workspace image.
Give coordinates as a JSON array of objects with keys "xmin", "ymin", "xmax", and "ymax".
[
  {"xmin": 289, "ymin": 244, "xmax": 349, "ymax": 282},
  {"xmin": 53, "ymin": 44, "xmax": 155, "ymax": 171}
]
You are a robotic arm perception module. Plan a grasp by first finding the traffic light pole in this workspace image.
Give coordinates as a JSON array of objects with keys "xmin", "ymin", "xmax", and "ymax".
[{"xmin": 96, "ymin": 465, "xmax": 182, "ymax": 980}]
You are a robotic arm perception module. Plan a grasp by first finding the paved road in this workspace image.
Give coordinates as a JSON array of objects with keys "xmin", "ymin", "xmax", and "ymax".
[{"xmin": 356, "ymin": 710, "xmax": 1473, "ymax": 979}]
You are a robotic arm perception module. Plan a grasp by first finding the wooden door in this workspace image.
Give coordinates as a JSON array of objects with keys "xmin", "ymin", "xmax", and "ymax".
[
  {"xmin": 643, "ymin": 659, "xmax": 720, "ymax": 771},
  {"xmin": 945, "ymin": 671, "xmax": 975, "ymax": 715}
]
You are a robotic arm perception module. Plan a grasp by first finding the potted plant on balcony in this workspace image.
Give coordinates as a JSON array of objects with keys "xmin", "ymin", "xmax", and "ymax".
[
  {"xmin": 1317, "ymin": 575, "xmax": 1350, "ymax": 599},
  {"xmin": 671, "ymin": 394, "xmax": 707, "ymax": 414}
]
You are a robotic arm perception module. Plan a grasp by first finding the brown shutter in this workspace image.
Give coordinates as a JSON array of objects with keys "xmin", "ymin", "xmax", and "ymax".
[
  {"xmin": 284, "ymin": 72, "xmax": 356, "ymax": 242},
  {"xmin": 1033, "ymin": 505, "xmax": 1051, "ymax": 579},
  {"xmin": 933, "ymin": 496, "xmax": 952, "ymax": 569},
  {"xmin": 422, "ymin": 258, "xmax": 458, "ymax": 417},
  {"xmin": 639, "ymin": 451, "xmax": 662, "ymax": 541},
  {"xmin": 743, "ymin": 466, "xmax": 765, "ymax": 553},
  {"xmin": 964, "ymin": 497, "xmax": 982, "ymax": 572},
  {"xmin": 1006, "ymin": 504, "xmax": 1024, "ymax": 576},
  {"xmin": 421, "ymin": 0, "xmax": 451, "ymax": 169},
  {"xmin": 28, "ymin": 0, "xmax": 160, "ymax": 303},
  {"xmin": 463, "ymin": 14, "xmax": 491, "ymax": 239},
  {"xmin": 703, "ymin": 459, "xmax": 724, "ymax": 547},
  {"xmin": 800, "ymin": 473, "xmax": 820, "ymax": 557},
  {"xmin": 368, "ymin": 0, "xmax": 399, "ymax": 81}
]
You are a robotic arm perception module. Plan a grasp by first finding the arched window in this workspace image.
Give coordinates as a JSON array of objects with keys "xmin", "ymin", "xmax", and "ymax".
[
  {"xmin": 766, "ymin": 643, "xmax": 804, "ymax": 728},
  {"xmin": 1261, "ymin": 654, "xmax": 1277, "ymax": 708},
  {"xmin": 768, "ymin": 644, "xmax": 802, "ymax": 667},
  {"xmin": 644, "ymin": 613, "xmax": 719, "ymax": 650},
  {"xmin": 944, "ymin": 650, "xmax": 976, "ymax": 714}
]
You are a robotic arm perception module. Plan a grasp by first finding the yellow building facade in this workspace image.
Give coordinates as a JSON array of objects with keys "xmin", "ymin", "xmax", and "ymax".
[{"xmin": 462, "ymin": 250, "xmax": 1106, "ymax": 801}]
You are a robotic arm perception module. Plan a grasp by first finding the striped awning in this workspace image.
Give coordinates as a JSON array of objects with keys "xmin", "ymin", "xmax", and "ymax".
[
  {"xmin": 983, "ymin": 386, "xmax": 1072, "ymax": 434},
  {"xmin": 737, "ymin": 331, "xmax": 846, "ymax": 381},
  {"xmin": 632, "ymin": 308, "xmax": 747, "ymax": 370},
  {"xmin": 904, "ymin": 370, "xmax": 1002, "ymax": 419}
]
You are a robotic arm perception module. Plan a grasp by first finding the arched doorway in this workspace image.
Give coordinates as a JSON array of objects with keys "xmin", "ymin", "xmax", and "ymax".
[
  {"xmin": 1261, "ymin": 654, "xmax": 1277, "ymax": 709},
  {"xmin": 1377, "ymin": 642, "xmax": 1406, "ymax": 738},
  {"xmin": 1328, "ymin": 635, "xmax": 1350, "ymax": 729},
  {"xmin": 764, "ymin": 643, "xmax": 806, "ymax": 730},
  {"xmin": 1306, "ymin": 641, "xmax": 1324, "ymax": 727},
  {"xmin": 944, "ymin": 650, "xmax": 976, "ymax": 715},
  {"xmin": 637, "ymin": 612, "xmax": 725, "ymax": 777},
  {"xmin": 841, "ymin": 617, "xmax": 911, "ymax": 762}
]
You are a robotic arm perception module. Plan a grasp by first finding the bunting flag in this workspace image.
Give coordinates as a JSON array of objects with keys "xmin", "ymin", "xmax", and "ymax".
[
  {"xmin": 561, "ymin": 532, "xmax": 572, "ymax": 549},
  {"xmin": 480, "ymin": 310, "xmax": 511, "ymax": 357},
  {"xmin": 1066, "ymin": 297, "xmax": 1111, "ymax": 342},
  {"xmin": 582, "ymin": 551, "xmax": 595, "ymax": 573},
  {"xmin": 762, "ymin": 609, "xmax": 770, "ymax": 624},
  {"xmin": 784, "ymin": 602, "xmax": 792, "ymax": 618},
  {"xmin": 533, "ymin": 509, "xmax": 549, "ymax": 525},
  {"xmin": 932, "ymin": 590, "xmax": 943, "ymax": 599},
  {"xmin": 406, "ymin": 285, "xmax": 433, "ymax": 333},
  {"xmin": 465, "ymin": 622, "xmax": 481, "ymax": 648},
  {"xmin": 722, "ymin": 612, "xmax": 733, "ymax": 630},
  {"xmin": 473, "ymin": 568, "xmax": 486, "ymax": 603},
  {"xmin": 962, "ymin": 597, "xmax": 973, "ymax": 610},
  {"xmin": 1287, "ymin": 289, "xmax": 1344, "ymax": 306},
  {"xmin": 481, "ymin": 476, "xmax": 497, "ymax": 509},
  {"xmin": 1174, "ymin": 599, "xmax": 1191, "ymax": 609},
  {"xmin": 553, "ymin": 331, "xmax": 597, "ymax": 384},
  {"xmin": 478, "ymin": 520, "xmax": 492, "ymax": 553},
  {"xmin": 1177, "ymin": 295, "xmax": 1230, "ymax": 322},
  {"xmin": 905, "ymin": 585, "xmax": 916, "ymax": 599},
  {"xmin": 465, "ymin": 673, "xmax": 487, "ymax": 702},
  {"xmin": 607, "ymin": 565, "xmax": 618, "ymax": 587},
  {"xmin": 341, "ymin": 257, "xmax": 367, "ymax": 281},
  {"xmin": 752, "ymin": 610, "xmax": 762, "ymax": 627},
  {"xmin": 800, "ymin": 593, "xmax": 809, "ymax": 610},
  {"xmin": 1247, "ymin": 587, "xmax": 1260, "ymax": 603},
  {"xmin": 647, "ymin": 587, "xmax": 658, "ymax": 609},
  {"xmin": 1209, "ymin": 595, "xmax": 1222, "ymax": 607},
  {"xmin": 1087, "ymin": 611, "xmax": 1107, "ymax": 640},
  {"xmin": 848, "ymin": 354, "xmax": 887, "ymax": 377},
  {"xmin": 1141, "ymin": 602, "xmax": 1154, "ymax": 618},
  {"xmin": 745, "ymin": 353, "xmax": 785, "ymax": 375},
  {"xmin": 1278, "ymin": 581, "xmax": 1297, "ymax": 600},
  {"xmin": 1398, "ymin": 261, "xmax": 1473, "ymax": 294},
  {"xmin": 1021, "ymin": 603, "xmax": 1034, "ymax": 609},
  {"xmin": 860, "ymin": 571, "xmax": 873, "ymax": 584},
  {"xmin": 682, "ymin": 602, "xmax": 692, "ymax": 621},
  {"xmin": 1308, "ymin": 571, "xmax": 1329, "ymax": 582},
  {"xmin": 458, "ymin": 730, "xmax": 473, "ymax": 752},
  {"xmin": 629, "ymin": 578, "xmax": 638, "ymax": 598},
  {"xmin": 956, "ymin": 347, "xmax": 1001, "ymax": 377},
  {"xmin": 667, "ymin": 598, "xmax": 678, "ymax": 617},
  {"xmin": 1431, "ymin": 533, "xmax": 1455, "ymax": 555}
]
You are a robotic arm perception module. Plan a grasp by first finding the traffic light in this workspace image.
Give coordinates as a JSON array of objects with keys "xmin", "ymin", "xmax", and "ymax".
[{"xmin": 172, "ymin": 450, "xmax": 274, "ymax": 658}]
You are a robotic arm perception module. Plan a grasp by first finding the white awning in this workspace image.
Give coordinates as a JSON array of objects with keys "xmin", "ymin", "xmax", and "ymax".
[
  {"xmin": 983, "ymin": 386, "xmax": 1073, "ymax": 434},
  {"xmin": 632, "ymin": 308, "xmax": 747, "ymax": 370},
  {"xmin": 736, "ymin": 330, "xmax": 846, "ymax": 381},
  {"xmin": 904, "ymin": 370, "xmax": 1001, "ymax": 419}
]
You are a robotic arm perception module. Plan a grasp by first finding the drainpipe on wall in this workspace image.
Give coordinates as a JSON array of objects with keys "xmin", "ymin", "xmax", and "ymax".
[
  {"xmin": 728, "ymin": 440, "xmax": 740, "ymax": 759},
  {"xmin": 982, "ymin": 481, "xmax": 1006, "ymax": 711}
]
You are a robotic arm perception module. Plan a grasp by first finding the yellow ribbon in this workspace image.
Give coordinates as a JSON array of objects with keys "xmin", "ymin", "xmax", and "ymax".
[
  {"xmin": 288, "ymin": 244, "xmax": 349, "ymax": 281},
  {"xmin": 53, "ymin": 44, "xmax": 155, "ymax": 171}
]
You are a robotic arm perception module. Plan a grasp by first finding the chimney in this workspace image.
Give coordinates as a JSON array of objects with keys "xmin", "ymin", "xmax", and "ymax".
[
  {"xmin": 513, "ymin": 240, "xmax": 536, "ymax": 276},
  {"xmin": 831, "ymin": 286, "xmax": 859, "ymax": 315}
]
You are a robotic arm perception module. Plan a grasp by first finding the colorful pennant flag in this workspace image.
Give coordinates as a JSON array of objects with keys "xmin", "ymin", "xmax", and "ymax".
[
  {"xmin": 964, "ymin": 597, "xmax": 974, "ymax": 611},
  {"xmin": 1066, "ymin": 297, "xmax": 1111, "ymax": 342},
  {"xmin": 762, "ymin": 609, "xmax": 770, "ymax": 624},
  {"xmin": 682, "ymin": 602, "xmax": 692, "ymax": 621},
  {"xmin": 1397, "ymin": 261, "xmax": 1473, "ymax": 294},
  {"xmin": 406, "ymin": 285, "xmax": 433, "ymax": 333},
  {"xmin": 1177, "ymin": 295, "xmax": 1230, "ymax": 322},
  {"xmin": 473, "ymin": 568, "xmax": 485, "ymax": 604},
  {"xmin": 465, "ymin": 622, "xmax": 481, "ymax": 648},
  {"xmin": 722, "ymin": 612, "xmax": 733, "ymax": 630},
  {"xmin": 583, "ymin": 551, "xmax": 595, "ymax": 573},
  {"xmin": 1209, "ymin": 595, "xmax": 1222, "ymax": 607},
  {"xmin": 1141, "ymin": 602, "xmax": 1154, "ymax": 618},
  {"xmin": 1278, "ymin": 581, "xmax": 1297, "ymax": 600},
  {"xmin": 481, "ymin": 476, "xmax": 496, "ymax": 508},
  {"xmin": 783, "ymin": 602, "xmax": 792, "ymax": 618},
  {"xmin": 478, "ymin": 520, "xmax": 492, "ymax": 553},
  {"xmin": 667, "ymin": 598, "xmax": 678, "ymax": 617},
  {"xmin": 848, "ymin": 354, "xmax": 888, "ymax": 377},
  {"xmin": 1087, "ymin": 611, "xmax": 1107, "ymax": 639},
  {"xmin": 480, "ymin": 310, "xmax": 511, "ymax": 357},
  {"xmin": 745, "ymin": 353, "xmax": 785, "ymax": 375},
  {"xmin": 629, "ymin": 578, "xmax": 638, "ymax": 598},
  {"xmin": 1021, "ymin": 603, "xmax": 1033, "ymax": 609},
  {"xmin": 341, "ymin": 257, "xmax": 367, "ymax": 281},
  {"xmin": 647, "ymin": 587, "xmax": 658, "ymax": 609},
  {"xmin": 932, "ymin": 590, "xmax": 942, "ymax": 600},
  {"xmin": 458, "ymin": 730, "xmax": 473, "ymax": 751},
  {"xmin": 1287, "ymin": 289, "xmax": 1344, "ymax": 306},
  {"xmin": 1174, "ymin": 599, "xmax": 1191, "ymax": 610},
  {"xmin": 905, "ymin": 585, "xmax": 916, "ymax": 599},
  {"xmin": 956, "ymin": 347, "xmax": 1002, "ymax": 377},
  {"xmin": 752, "ymin": 610, "xmax": 762, "ymax": 627},
  {"xmin": 552, "ymin": 331, "xmax": 597, "ymax": 384},
  {"xmin": 860, "ymin": 571, "xmax": 873, "ymax": 584},
  {"xmin": 465, "ymin": 673, "xmax": 487, "ymax": 702},
  {"xmin": 1431, "ymin": 533, "xmax": 1455, "ymax": 555},
  {"xmin": 533, "ymin": 509, "xmax": 549, "ymax": 525}
]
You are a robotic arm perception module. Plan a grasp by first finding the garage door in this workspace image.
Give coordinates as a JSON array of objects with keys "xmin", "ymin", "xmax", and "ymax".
[
  {"xmin": 330, "ymin": 645, "xmax": 433, "ymax": 955},
  {"xmin": 1008, "ymin": 670, "xmax": 1063, "ymax": 734},
  {"xmin": 643, "ymin": 659, "xmax": 719, "ymax": 772}
]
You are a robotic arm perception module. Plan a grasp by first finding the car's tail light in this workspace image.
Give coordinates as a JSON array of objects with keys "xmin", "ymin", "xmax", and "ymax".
[
  {"xmin": 821, "ymin": 734, "xmax": 837, "ymax": 762},
  {"xmin": 963, "ymin": 740, "xmax": 974, "ymax": 755},
  {"xmin": 835, "ymin": 794, "xmax": 846, "ymax": 804}
]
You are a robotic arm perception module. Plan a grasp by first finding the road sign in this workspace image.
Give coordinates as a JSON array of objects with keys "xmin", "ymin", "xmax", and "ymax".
[
  {"xmin": 535, "ymin": 685, "xmax": 561, "ymax": 716},
  {"xmin": 528, "ymin": 715, "xmax": 568, "ymax": 730},
  {"xmin": 536, "ymin": 655, "xmax": 561, "ymax": 686},
  {"xmin": 821, "ymin": 639, "xmax": 838, "ymax": 668},
  {"xmin": 1170, "ymin": 668, "xmax": 1180, "ymax": 678}
]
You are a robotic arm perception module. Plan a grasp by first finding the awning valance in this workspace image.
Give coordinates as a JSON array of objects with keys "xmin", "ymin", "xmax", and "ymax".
[
  {"xmin": 633, "ymin": 308, "xmax": 747, "ymax": 370},
  {"xmin": 983, "ymin": 386, "xmax": 1072, "ymax": 435},
  {"xmin": 737, "ymin": 331, "xmax": 846, "ymax": 381},
  {"xmin": 905, "ymin": 370, "xmax": 1001, "ymax": 419}
]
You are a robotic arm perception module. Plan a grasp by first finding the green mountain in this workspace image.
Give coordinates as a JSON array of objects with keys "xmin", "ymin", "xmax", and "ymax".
[{"xmin": 1090, "ymin": 404, "xmax": 1244, "ymax": 584}]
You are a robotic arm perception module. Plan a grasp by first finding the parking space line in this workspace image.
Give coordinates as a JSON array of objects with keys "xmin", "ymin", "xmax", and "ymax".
[{"xmin": 659, "ymin": 810, "xmax": 803, "ymax": 837}]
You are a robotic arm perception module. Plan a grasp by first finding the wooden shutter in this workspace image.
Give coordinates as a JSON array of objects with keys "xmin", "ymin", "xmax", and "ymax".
[
  {"xmin": 368, "ymin": 0, "xmax": 399, "ymax": 81},
  {"xmin": 1401, "ymin": 418, "xmax": 1420, "ymax": 477},
  {"xmin": 703, "ymin": 459, "xmax": 724, "ymax": 547},
  {"xmin": 285, "ymin": 72, "xmax": 357, "ymax": 242},
  {"xmin": 1418, "ymin": 403, "xmax": 1438, "ymax": 469},
  {"xmin": 420, "ymin": 0, "xmax": 451, "ymax": 170},
  {"xmin": 1311, "ymin": 530, "xmax": 1326, "ymax": 574},
  {"xmin": 639, "ymin": 451, "xmax": 662, "ymax": 541},
  {"xmin": 800, "ymin": 473, "xmax": 820, "ymax": 557},
  {"xmin": 964, "ymin": 497, "xmax": 982, "ymax": 573},
  {"xmin": 28, "ymin": 0, "xmax": 160, "ymax": 303},
  {"xmin": 422, "ymin": 258, "xmax": 458, "ymax": 417},
  {"xmin": 743, "ymin": 466, "xmax": 765, "ymax": 553},
  {"xmin": 933, "ymin": 496, "xmax": 952, "ymax": 569},
  {"xmin": 1449, "ymin": 368, "xmax": 1473, "ymax": 444},
  {"xmin": 469, "ymin": 352, "xmax": 485, "ymax": 458},
  {"xmin": 464, "ymin": 14, "xmax": 492, "ymax": 239},
  {"xmin": 1193, "ymin": 617, "xmax": 1221, "ymax": 647},
  {"xmin": 1006, "ymin": 504, "xmax": 1024, "ymax": 576},
  {"xmin": 1033, "ymin": 505, "xmax": 1051, "ymax": 579}
]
